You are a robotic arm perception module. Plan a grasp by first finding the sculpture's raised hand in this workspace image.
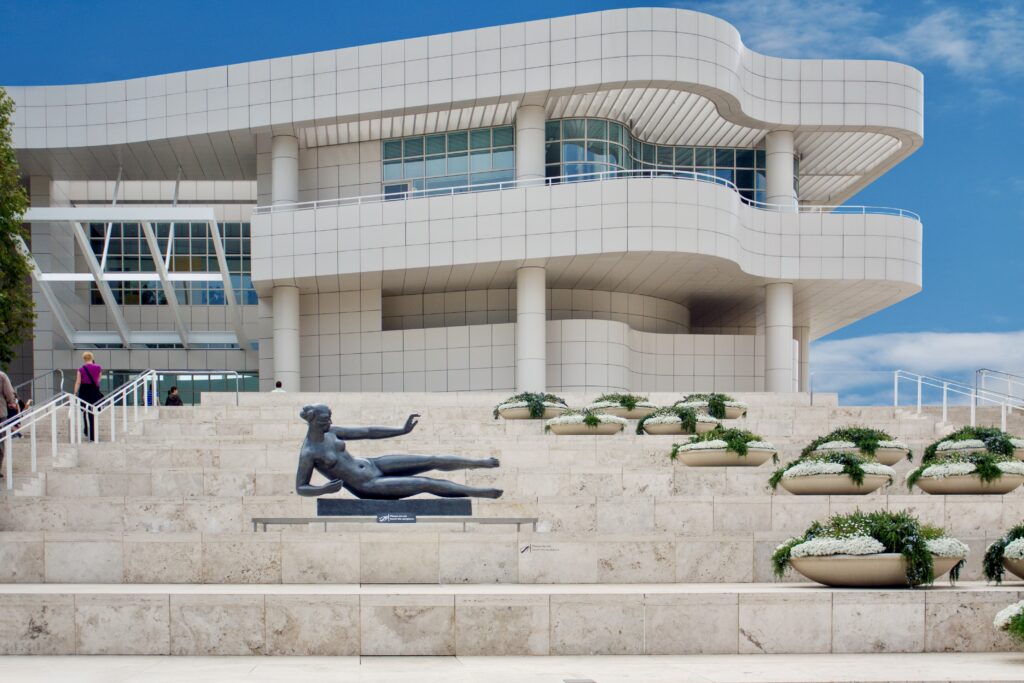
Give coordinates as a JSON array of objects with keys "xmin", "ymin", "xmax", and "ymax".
[
  {"xmin": 404, "ymin": 413, "xmax": 420, "ymax": 434},
  {"xmin": 320, "ymin": 479, "xmax": 344, "ymax": 494}
]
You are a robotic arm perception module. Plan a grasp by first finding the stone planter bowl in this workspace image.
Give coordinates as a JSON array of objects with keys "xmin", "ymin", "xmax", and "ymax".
[
  {"xmin": 915, "ymin": 473, "xmax": 1024, "ymax": 495},
  {"xmin": 937, "ymin": 446, "xmax": 988, "ymax": 456},
  {"xmin": 498, "ymin": 405, "xmax": 568, "ymax": 420},
  {"xmin": 595, "ymin": 405, "xmax": 658, "ymax": 420},
  {"xmin": 873, "ymin": 447, "xmax": 910, "ymax": 466},
  {"xmin": 1003, "ymin": 557, "xmax": 1024, "ymax": 581},
  {"xmin": 642, "ymin": 422, "xmax": 693, "ymax": 436},
  {"xmin": 1014, "ymin": 447, "xmax": 1024, "ymax": 461},
  {"xmin": 790, "ymin": 553, "xmax": 964, "ymax": 587},
  {"xmin": 675, "ymin": 447, "xmax": 776, "ymax": 467},
  {"xmin": 547, "ymin": 422, "xmax": 623, "ymax": 436},
  {"xmin": 723, "ymin": 405, "xmax": 746, "ymax": 420},
  {"xmin": 779, "ymin": 473, "xmax": 891, "ymax": 495}
]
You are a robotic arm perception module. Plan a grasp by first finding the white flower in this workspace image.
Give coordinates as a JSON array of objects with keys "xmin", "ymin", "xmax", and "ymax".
[
  {"xmin": 498, "ymin": 400, "xmax": 565, "ymax": 411},
  {"xmin": 877, "ymin": 440, "xmax": 909, "ymax": 450},
  {"xmin": 644, "ymin": 413, "xmax": 684, "ymax": 425},
  {"xmin": 545, "ymin": 413, "xmax": 628, "ymax": 428},
  {"xmin": 994, "ymin": 600, "xmax": 1024, "ymax": 630},
  {"xmin": 925, "ymin": 537, "xmax": 969, "ymax": 558},
  {"xmin": 1011, "ymin": 438, "xmax": 1024, "ymax": 448},
  {"xmin": 747, "ymin": 440, "xmax": 776, "ymax": 450},
  {"xmin": 673, "ymin": 400, "xmax": 707, "ymax": 410},
  {"xmin": 1004, "ymin": 538, "xmax": 1024, "ymax": 560},
  {"xmin": 915, "ymin": 462, "xmax": 978, "ymax": 479},
  {"xmin": 790, "ymin": 536, "xmax": 885, "ymax": 558},
  {"xmin": 723, "ymin": 400, "xmax": 748, "ymax": 408},
  {"xmin": 587, "ymin": 400, "xmax": 657, "ymax": 410},
  {"xmin": 998, "ymin": 461, "xmax": 1024, "ymax": 476},
  {"xmin": 812, "ymin": 441, "xmax": 858, "ymax": 451},
  {"xmin": 782, "ymin": 461, "xmax": 895, "ymax": 480},
  {"xmin": 937, "ymin": 439, "xmax": 986, "ymax": 451},
  {"xmin": 696, "ymin": 413, "xmax": 720, "ymax": 423}
]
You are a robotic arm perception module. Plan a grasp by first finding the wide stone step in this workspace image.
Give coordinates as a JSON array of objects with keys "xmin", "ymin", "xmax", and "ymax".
[{"xmin": 0, "ymin": 582, "xmax": 1017, "ymax": 655}]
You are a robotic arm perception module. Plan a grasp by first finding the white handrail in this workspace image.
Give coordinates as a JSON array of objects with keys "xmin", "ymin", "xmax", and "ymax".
[
  {"xmin": 893, "ymin": 369, "xmax": 1022, "ymax": 431},
  {"xmin": 252, "ymin": 169, "xmax": 921, "ymax": 221},
  {"xmin": 977, "ymin": 369, "xmax": 1024, "ymax": 405}
]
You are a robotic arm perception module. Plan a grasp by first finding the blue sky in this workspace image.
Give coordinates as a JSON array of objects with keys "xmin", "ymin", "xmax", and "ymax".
[{"xmin": 1, "ymin": 0, "xmax": 1022, "ymax": 397}]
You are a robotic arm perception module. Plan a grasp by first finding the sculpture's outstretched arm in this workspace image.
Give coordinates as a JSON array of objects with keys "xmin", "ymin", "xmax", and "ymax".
[
  {"xmin": 295, "ymin": 455, "xmax": 344, "ymax": 497},
  {"xmin": 331, "ymin": 413, "xmax": 419, "ymax": 440}
]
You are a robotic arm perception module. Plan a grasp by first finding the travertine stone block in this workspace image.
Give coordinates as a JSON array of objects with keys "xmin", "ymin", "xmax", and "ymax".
[
  {"xmin": 266, "ymin": 594, "xmax": 359, "ymax": 655},
  {"xmin": 0, "ymin": 593, "xmax": 75, "ymax": 654},
  {"xmin": 124, "ymin": 533, "xmax": 202, "ymax": 583},
  {"xmin": 281, "ymin": 535, "xmax": 360, "ymax": 583},
  {"xmin": 204, "ymin": 470, "xmax": 256, "ymax": 496},
  {"xmin": 0, "ymin": 532, "xmax": 44, "ymax": 582},
  {"xmin": 360, "ymin": 594, "xmax": 455, "ymax": 655},
  {"xmin": 44, "ymin": 534, "xmax": 124, "ymax": 583},
  {"xmin": 621, "ymin": 469, "xmax": 673, "ymax": 497},
  {"xmin": 361, "ymin": 534, "xmax": 439, "ymax": 583},
  {"xmin": 770, "ymin": 496, "xmax": 830, "ymax": 533},
  {"xmin": 170, "ymin": 594, "xmax": 266, "ymax": 655},
  {"xmin": 75, "ymin": 593, "xmax": 171, "ymax": 655},
  {"xmin": 832, "ymin": 591, "xmax": 924, "ymax": 653},
  {"xmin": 438, "ymin": 534, "xmax": 518, "ymax": 583},
  {"xmin": 654, "ymin": 497, "xmax": 714, "ymax": 534},
  {"xmin": 713, "ymin": 497, "xmax": 772, "ymax": 532},
  {"xmin": 122, "ymin": 498, "xmax": 187, "ymax": 533},
  {"xmin": 596, "ymin": 496, "xmax": 654, "ymax": 533},
  {"xmin": 455, "ymin": 594, "xmax": 549, "ymax": 655},
  {"xmin": 151, "ymin": 470, "xmax": 205, "ymax": 497},
  {"xmin": 201, "ymin": 533, "xmax": 282, "ymax": 583},
  {"xmin": 518, "ymin": 538, "xmax": 600, "ymax": 583},
  {"xmin": 738, "ymin": 593, "xmax": 832, "ymax": 654},
  {"xmin": 943, "ymin": 495, "xmax": 1004, "ymax": 537},
  {"xmin": 183, "ymin": 498, "xmax": 245, "ymax": 533},
  {"xmin": 924, "ymin": 590, "xmax": 1024, "ymax": 652},
  {"xmin": 644, "ymin": 593, "xmax": 739, "ymax": 654},
  {"xmin": 596, "ymin": 538, "xmax": 675, "ymax": 583},
  {"xmin": 62, "ymin": 497, "xmax": 125, "ymax": 532},
  {"xmin": 677, "ymin": 536, "xmax": 753, "ymax": 583},
  {"xmin": 550, "ymin": 594, "xmax": 644, "ymax": 655}
]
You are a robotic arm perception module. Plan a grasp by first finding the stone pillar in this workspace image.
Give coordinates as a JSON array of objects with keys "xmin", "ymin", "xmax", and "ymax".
[
  {"xmin": 516, "ymin": 266, "xmax": 546, "ymax": 392},
  {"xmin": 272, "ymin": 285, "xmax": 300, "ymax": 391},
  {"xmin": 271, "ymin": 134, "xmax": 299, "ymax": 206},
  {"xmin": 795, "ymin": 325, "xmax": 810, "ymax": 393},
  {"xmin": 515, "ymin": 105, "xmax": 545, "ymax": 183},
  {"xmin": 765, "ymin": 131, "xmax": 797, "ymax": 210},
  {"xmin": 765, "ymin": 282, "xmax": 794, "ymax": 393}
]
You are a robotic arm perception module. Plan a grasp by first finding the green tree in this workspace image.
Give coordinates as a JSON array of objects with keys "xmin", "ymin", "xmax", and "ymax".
[{"xmin": 0, "ymin": 87, "xmax": 34, "ymax": 368}]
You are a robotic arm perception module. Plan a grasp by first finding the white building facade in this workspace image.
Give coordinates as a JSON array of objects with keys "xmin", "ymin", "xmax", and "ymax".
[{"xmin": 8, "ymin": 8, "xmax": 924, "ymax": 395}]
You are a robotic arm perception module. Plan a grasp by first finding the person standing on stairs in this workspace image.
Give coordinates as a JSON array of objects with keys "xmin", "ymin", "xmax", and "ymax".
[
  {"xmin": 73, "ymin": 352, "xmax": 103, "ymax": 441},
  {"xmin": 0, "ymin": 369, "xmax": 15, "ymax": 478},
  {"xmin": 165, "ymin": 386, "xmax": 184, "ymax": 406}
]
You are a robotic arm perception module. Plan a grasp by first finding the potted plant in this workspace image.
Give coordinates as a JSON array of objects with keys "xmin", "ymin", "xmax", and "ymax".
[
  {"xmin": 674, "ymin": 393, "xmax": 748, "ymax": 420},
  {"xmin": 801, "ymin": 426, "xmax": 912, "ymax": 465},
  {"xmin": 922, "ymin": 426, "xmax": 1018, "ymax": 460},
  {"xmin": 544, "ymin": 409, "xmax": 628, "ymax": 435},
  {"xmin": 983, "ymin": 523, "xmax": 1024, "ymax": 584},
  {"xmin": 1013, "ymin": 438, "xmax": 1024, "ymax": 461},
  {"xmin": 635, "ymin": 406, "xmax": 720, "ymax": 435},
  {"xmin": 670, "ymin": 426, "xmax": 777, "ymax": 467},
  {"xmin": 769, "ymin": 451, "xmax": 896, "ymax": 495},
  {"xmin": 585, "ymin": 393, "xmax": 658, "ymax": 419},
  {"xmin": 493, "ymin": 392, "xmax": 568, "ymax": 420},
  {"xmin": 994, "ymin": 601, "xmax": 1024, "ymax": 642},
  {"xmin": 772, "ymin": 510, "xmax": 968, "ymax": 587},
  {"xmin": 906, "ymin": 436, "xmax": 1024, "ymax": 494}
]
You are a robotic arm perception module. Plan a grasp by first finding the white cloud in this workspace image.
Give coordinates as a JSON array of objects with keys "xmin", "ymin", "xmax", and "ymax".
[{"xmin": 686, "ymin": 1, "xmax": 1024, "ymax": 79}]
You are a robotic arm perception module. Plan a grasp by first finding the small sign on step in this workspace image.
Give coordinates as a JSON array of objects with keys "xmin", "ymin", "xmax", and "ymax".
[{"xmin": 376, "ymin": 512, "xmax": 416, "ymax": 523}]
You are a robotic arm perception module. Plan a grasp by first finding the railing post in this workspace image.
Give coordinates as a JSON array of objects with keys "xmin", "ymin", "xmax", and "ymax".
[
  {"xmin": 893, "ymin": 373, "xmax": 899, "ymax": 409},
  {"xmin": 93, "ymin": 403, "xmax": 100, "ymax": 443},
  {"xmin": 970, "ymin": 392, "xmax": 977, "ymax": 426},
  {"xmin": 4, "ymin": 435, "xmax": 11, "ymax": 490},
  {"xmin": 916, "ymin": 376, "xmax": 922, "ymax": 415},
  {"xmin": 111, "ymin": 399, "xmax": 116, "ymax": 443},
  {"xmin": 942, "ymin": 382, "xmax": 948, "ymax": 423},
  {"xmin": 30, "ymin": 421, "xmax": 37, "ymax": 474},
  {"xmin": 123, "ymin": 392, "xmax": 128, "ymax": 431},
  {"xmin": 68, "ymin": 403, "xmax": 75, "ymax": 445},
  {"xmin": 134, "ymin": 384, "xmax": 139, "ymax": 420},
  {"xmin": 1002, "ymin": 403, "xmax": 1008, "ymax": 432},
  {"xmin": 51, "ymin": 408, "xmax": 57, "ymax": 461}
]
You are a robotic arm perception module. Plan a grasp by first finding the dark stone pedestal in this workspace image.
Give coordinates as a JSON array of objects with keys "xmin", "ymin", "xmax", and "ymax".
[{"xmin": 316, "ymin": 498, "xmax": 471, "ymax": 517}]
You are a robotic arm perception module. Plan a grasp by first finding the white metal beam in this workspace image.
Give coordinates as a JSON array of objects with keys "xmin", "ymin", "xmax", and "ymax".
[
  {"xmin": 17, "ymin": 236, "xmax": 75, "ymax": 346},
  {"xmin": 24, "ymin": 207, "xmax": 219, "ymax": 223},
  {"xmin": 39, "ymin": 272, "xmax": 223, "ymax": 282},
  {"xmin": 70, "ymin": 221, "xmax": 131, "ymax": 347},
  {"xmin": 207, "ymin": 219, "xmax": 250, "ymax": 349},
  {"xmin": 140, "ymin": 221, "xmax": 190, "ymax": 348}
]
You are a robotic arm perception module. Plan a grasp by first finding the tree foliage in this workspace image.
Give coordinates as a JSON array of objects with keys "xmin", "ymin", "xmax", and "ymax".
[{"xmin": 0, "ymin": 87, "xmax": 34, "ymax": 369}]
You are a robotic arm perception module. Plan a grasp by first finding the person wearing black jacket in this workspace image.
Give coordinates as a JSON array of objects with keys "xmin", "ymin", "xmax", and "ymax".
[{"xmin": 165, "ymin": 386, "xmax": 184, "ymax": 406}]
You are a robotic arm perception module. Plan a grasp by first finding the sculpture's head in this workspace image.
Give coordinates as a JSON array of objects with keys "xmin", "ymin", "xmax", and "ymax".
[{"xmin": 299, "ymin": 404, "xmax": 332, "ymax": 433}]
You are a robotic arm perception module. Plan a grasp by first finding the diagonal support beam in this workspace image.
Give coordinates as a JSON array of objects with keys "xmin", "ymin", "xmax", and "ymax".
[
  {"xmin": 140, "ymin": 221, "xmax": 189, "ymax": 348},
  {"xmin": 18, "ymin": 236, "xmax": 76, "ymax": 347},
  {"xmin": 70, "ymin": 221, "xmax": 131, "ymax": 347},
  {"xmin": 207, "ymin": 219, "xmax": 250, "ymax": 349}
]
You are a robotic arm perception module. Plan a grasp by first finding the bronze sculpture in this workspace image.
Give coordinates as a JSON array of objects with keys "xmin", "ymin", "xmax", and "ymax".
[{"xmin": 295, "ymin": 404, "xmax": 503, "ymax": 499}]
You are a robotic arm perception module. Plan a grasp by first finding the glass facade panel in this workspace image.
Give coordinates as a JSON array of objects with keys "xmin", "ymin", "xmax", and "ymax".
[{"xmin": 381, "ymin": 125, "xmax": 516, "ymax": 191}]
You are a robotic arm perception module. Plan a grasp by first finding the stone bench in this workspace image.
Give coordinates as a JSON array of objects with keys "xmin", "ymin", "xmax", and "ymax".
[{"xmin": 251, "ymin": 515, "xmax": 538, "ymax": 532}]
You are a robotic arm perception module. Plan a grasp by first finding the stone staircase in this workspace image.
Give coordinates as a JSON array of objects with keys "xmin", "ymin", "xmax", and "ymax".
[{"xmin": 0, "ymin": 391, "xmax": 1021, "ymax": 657}]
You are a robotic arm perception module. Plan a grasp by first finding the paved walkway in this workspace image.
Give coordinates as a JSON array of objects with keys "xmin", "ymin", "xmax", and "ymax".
[{"xmin": 3, "ymin": 653, "xmax": 1024, "ymax": 682}]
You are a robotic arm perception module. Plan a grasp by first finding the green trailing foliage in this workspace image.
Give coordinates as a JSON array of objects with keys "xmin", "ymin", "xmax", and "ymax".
[
  {"xmin": 635, "ymin": 405, "xmax": 697, "ymax": 435},
  {"xmin": 670, "ymin": 426, "xmax": 775, "ymax": 462},
  {"xmin": 800, "ymin": 426, "xmax": 910, "ymax": 460},
  {"xmin": 542, "ymin": 408, "xmax": 604, "ymax": 433},
  {"xmin": 983, "ymin": 522, "xmax": 1024, "ymax": 584},
  {"xmin": 493, "ymin": 392, "xmax": 567, "ymax": 419},
  {"xmin": 1007, "ymin": 612, "xmax": 1024, "ymax": 643},
  {"xmin": 594, "ymin": 393, "xmax": 647, "ymax": 411},
  {"xmin": 768, "ymin": 451, "xmax": 883, "ymax": 490},
  {"xmin": 771, "ymin": 509, "xmax": 963, "ymax": 587},
  {"xmin": 677, "ymin": 393, "xmax": 736, "ymax": 419},
  {"xmin": 922, "ymin": 426, "xmax": 1015, "ymax": 462},
  {"xmin": 906, "ymin": 451, "xmax": 1011, "ymax": 491}
]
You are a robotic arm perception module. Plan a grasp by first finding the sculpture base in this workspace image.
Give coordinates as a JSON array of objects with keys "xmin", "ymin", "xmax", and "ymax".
[{"xmin": 316, "ymin": 498, "xmax": 472, "ymax": 517}]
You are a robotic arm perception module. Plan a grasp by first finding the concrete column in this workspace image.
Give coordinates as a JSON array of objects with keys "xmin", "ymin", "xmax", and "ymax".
[
  {"xmin": 271, "ymin": 134, "xmax": 299, "ymax": 205},
  {"xmin": 795, "ymin": 325, "xmax": 810, "ymax": 393},
  {"xmin": 765, "ymin": 282, "xmax": 794, "ymax": 393},
  {"xmin": 516, "ymin": 266, "xmax": 546, "ymax": 392},
  {"xmin": 515, "ymin": 105, "xmax": 545, "ymax": 183},
  {"xmin": 272, "ymin": 285, "xmax": 300, "ymax": 391},
  {"xmin": 765, "ymin": 131, "xmax": 797, "ymax": 210}
]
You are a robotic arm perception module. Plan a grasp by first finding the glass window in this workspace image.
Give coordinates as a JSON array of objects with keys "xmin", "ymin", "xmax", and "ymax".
[
  {"xmin": 403, "ymin": 137, "xmax": 423, "ymax": 157},
  {"xmin": 608, "ymin": 122, "xmax": 622, "ymax": 144},
  {"xmin": 545, "ymin": 142, "xmax": 560, "ymax": 165},
  {"xmin": 383, "ymin": 140, "xmax": 403, "ymax": 159},
  {"xmin": 735, "ymin": 149, "xmax": 754, "ymax": 168},
  {"xmin": 545, "ymin": 120, "xmax": 561, "ymax": 141},
  {"xmin": 657, "ymin": 146, "xmax": 674, "ymax": 167},
  {"xmin": 425, "ymin": 134, "xmax": 446, "ymax": 156},
  {"xmin": 562, "ymin": 141, "xmax": 585, "ymax": 163},
  {"xmin": 447, "ymin": 131, "xmax": 468, "ymax": 152},
  {"xmin": 404, "ymin": 159, "xmax": 424, "ymax": 178},
  {"xmin": 714, "ymin": 168, "xmax": 734, "ymax": 184},
  {"xmin": 716, "ymin": 148, "xmax": 735, "ymax": 167},
  {"xmin": 562, "ymin": 119, "xmax": 585, "ymax": 139},
  {"xmin": 383, "ymin": 160, "xmax": 403, "ymax": 180},
  {"xmin": 492, "ymin": 148, "xmax": 514, "ymax": 170},
  {"xmin": 695, "ymin": 147, "xmax": 714, "ymax": 166},
  {"xmin": 642, "ymin": 143, "xmax": 655, "ymax": 165},
  {"xmin": 674, "ymin": 147, "xmax": 694, "ymax": 166},
  {"xmin": 447, "ymin": 152, "xmax": 468, "ymax": 174},
  {"xmin": 470, "ymin": 149, "xmax": 490, "ymax": 172},
  {"xmin": 586, "ymin": 140, "xmax": 607, "ymax": 162},
  {"xmin": 470, "ymin": 129, "xmax": 491, "ymax": 149},
  {"xmin": 425, "ymin": 156, "xmax": 446, "ymax": 177},
  {"xmin": 736, "ymin": 169, "xmax": 755, "ymax": 189},
  {"xmin": 755, "ymin": 149, "xmax": 766, "ymax": 168},
  {"xmin": 586, "ymin": 119, "xmax": 607, "ymax": 140},
  {"xmin": 492, "ymin": 126, "xmax": 514, "ymax": 146},
  {"xmin": 608, "ymin": 143, "xmax": 624, "ymax": 166}
]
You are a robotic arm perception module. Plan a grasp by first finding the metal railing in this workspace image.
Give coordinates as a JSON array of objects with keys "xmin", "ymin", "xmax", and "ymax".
[
  {"xmin": 252, "ymin": 169, "xmax": 921, "ymax": 221},
  {"xmin": 11, "ymin": 369, "xmax": 64, "ymax": 405},
  {"xmin": 807, "ymin": 370, "xmax": 893, "ymax": 406},
  {"xmin": 149, "ymin": 369, "xmax": 248, "ymax": 406},
  {"xmin": 1, "ymin": 370, "xmax": 159, "ymax": 489},
  {"xmin": 977, "ymin": 369, "xmax": 1024, "ymax": 404},
  {"xmin": 893, "ymin": 370, "xmax": 1023, "ymax": 431}
]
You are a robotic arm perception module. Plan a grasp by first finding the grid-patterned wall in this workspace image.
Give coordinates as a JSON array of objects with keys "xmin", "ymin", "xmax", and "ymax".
[
  {"xmin": 383, "ymin": 288, "xmax": 691, "ymax": 334},
  {"xmin": 256, "ymin": 136, "xmax": 381, "ymax": 205}
]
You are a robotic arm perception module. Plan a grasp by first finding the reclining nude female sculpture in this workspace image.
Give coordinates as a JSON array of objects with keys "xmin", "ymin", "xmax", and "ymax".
[{"xmin": 295, "ymin": 403, "xmax": 503, "ymax": 499}]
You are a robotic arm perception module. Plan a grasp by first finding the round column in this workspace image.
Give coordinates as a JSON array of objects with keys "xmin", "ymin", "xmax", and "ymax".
[
  {"xmin": 765, "ymin": 131, "xmax": 796, "ymax": 210},
  {"xmin": 515, "ymin": 105, "xmax": 545, "ymax": 184},
  {"xmin": 765, "ymin": 282, "xmax": 794, "ymax": 393},
  {"xmin": 272, "ymin": 285, "xmax": 300, "ymax": 391},
  {"xmin": 516, "ymin": 266, "xmax": 546, "ymax": 392},
  {"xmin": 795, "ymin": 325, "xmax": 810, "ymax": 393},
  {"xmin": 271, "ymin": 134, "xmax": 299, "ymax": 205}
]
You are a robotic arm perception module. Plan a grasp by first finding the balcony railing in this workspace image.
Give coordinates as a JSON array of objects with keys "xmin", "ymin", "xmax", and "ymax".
[{"xmin": 253, "ymin": 169, "xmax": 920, "ymax": 221}]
